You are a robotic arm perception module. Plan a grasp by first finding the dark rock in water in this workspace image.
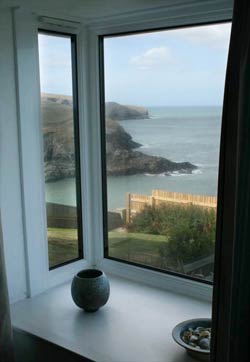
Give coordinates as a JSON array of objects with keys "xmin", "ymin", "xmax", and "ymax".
[
  {"xmin": 105, "ymin": 119, "xmax": 196, "ymax": 176},
  {"xmin": 41, "ymin": 93, "xmax": 197, "ymax": 181},
  {"xmin": 107, "ymin": 149, "xmax": 196, "ymax": 176},
  {"xmin": 106, "ymin": 102, "xmax": 149, "ymax": 121}
]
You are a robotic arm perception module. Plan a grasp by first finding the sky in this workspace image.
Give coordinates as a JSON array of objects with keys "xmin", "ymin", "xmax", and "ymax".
[
  {"xmin": 38, "ymin": 34, "xmax": 73, "ymax": 96},
  {"xmin": 38, "ymin": 22, "xmax": 231, "ymax": 107}
]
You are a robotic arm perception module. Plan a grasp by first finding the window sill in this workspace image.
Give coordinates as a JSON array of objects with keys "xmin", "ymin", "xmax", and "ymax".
[{"xmin": 11, "ymin": 274, "xmax": 211, "ymax": 362}]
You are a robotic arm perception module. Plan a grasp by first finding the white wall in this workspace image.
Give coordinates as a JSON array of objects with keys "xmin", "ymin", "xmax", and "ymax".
[{"xmin": 0, "ymin": 9, "xmax": 27, "ymax": 303}]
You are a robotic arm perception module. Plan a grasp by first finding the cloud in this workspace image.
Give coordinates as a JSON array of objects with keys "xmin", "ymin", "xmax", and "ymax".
[
  {"xmin": 174, "ymin": 23, "xmax": 231, "ymax": 49},
  {"xmin": 130, "ymin": 47, "xmax": 173, "ymax": 69}
]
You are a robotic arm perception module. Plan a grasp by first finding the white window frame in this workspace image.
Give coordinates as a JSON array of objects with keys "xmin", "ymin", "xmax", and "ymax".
[
  {"xmin": 13, "ymin": 1, "xmax": 232, "ymax": 302},
  {"xmin": 13, "ymin": 8, "xmax": 91, "ymax": 296}
]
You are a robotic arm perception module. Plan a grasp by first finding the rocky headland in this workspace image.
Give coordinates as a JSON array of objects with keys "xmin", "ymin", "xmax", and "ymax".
[
  {"xmin": 105, "ymin": 120, "xmax": 196, "ymax": 176},
  {"xmin": 42, "ymin": 94, "xmax": 196, "ymax": 181},
  {"xmin": 105, "ymin": 102, "xmax": 149, "ymax": 121}
]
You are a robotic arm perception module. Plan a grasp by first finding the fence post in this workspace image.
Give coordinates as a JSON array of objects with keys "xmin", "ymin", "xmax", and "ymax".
[{"xmin": 126, "ymin": 192, "xmax": 131, "ymax": 224}]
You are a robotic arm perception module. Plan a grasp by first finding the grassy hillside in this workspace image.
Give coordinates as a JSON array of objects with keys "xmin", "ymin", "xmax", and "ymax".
[{"xmin": 41, "ymin": 94, "xmax": 74, "ymax": 148}]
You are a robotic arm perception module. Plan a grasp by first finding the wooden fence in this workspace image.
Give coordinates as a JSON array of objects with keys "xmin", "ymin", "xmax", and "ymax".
[
  {"xmin": 47, "ymin": 202, "xmax": 123, "ymax": 231},
  {"xmin": 46, "ymin": 202, "xmax": 77, "ymax": 229},
  {"xmin": 126, "ymin": 189, "xmax": 217, "ymax": 223}
]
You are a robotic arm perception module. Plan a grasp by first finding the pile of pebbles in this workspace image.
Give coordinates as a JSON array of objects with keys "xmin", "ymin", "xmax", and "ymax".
[{"xmin": 182, "ymin": 326, "xmax": 211, "ymax": 350}]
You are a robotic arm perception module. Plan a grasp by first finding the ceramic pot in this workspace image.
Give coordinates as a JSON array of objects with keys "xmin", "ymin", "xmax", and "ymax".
[{"xmin": 71, "ymin": 269, "xmax": 110, "ymax": 312}]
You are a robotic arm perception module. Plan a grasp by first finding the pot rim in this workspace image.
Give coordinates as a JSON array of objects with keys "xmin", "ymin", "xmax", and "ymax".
[{"xmin": 75, "ymin": 268, "xmax": 104, "ymax": 280}]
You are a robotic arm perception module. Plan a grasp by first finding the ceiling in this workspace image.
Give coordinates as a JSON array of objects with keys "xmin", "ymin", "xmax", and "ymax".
[{"xmin": 0, "ymin": 0, "xmax": 234, "ymax": 22}]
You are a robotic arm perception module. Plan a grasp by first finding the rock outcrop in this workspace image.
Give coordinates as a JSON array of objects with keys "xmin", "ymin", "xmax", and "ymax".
[
  {"xmin": 105, "ymin": 120, "xmax": 196, "ymax": 176},
  {"xmin": 42, "ymin": 94, "xmax": 196, "ymax": 181},
  {"xmin": 107, "ymin": 149, "xmax": 195, "ymax": 176}
]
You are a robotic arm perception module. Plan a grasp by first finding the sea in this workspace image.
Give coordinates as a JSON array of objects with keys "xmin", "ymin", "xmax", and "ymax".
[{"xmin": 45, "ymin": 106, "xmax": 222, "ymax": 211}]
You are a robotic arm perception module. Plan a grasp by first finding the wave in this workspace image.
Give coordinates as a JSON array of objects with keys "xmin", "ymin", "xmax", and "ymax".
[
  {"xmin": 192, "ymin": 169, "xmax": 203, "ymax": 175},
  {"xmin": 148, "ymin": 115, "xmax": 158, "ymax": 119},
  {"xmin": 170, "ymin": 172, "xmax": 189, "ymax": 177},
  {"xmin": 139, "ymin": 144, "xmax": 151, "ymax": 149},
  {"xmin": 143, "ymin": 169, "xmax": 202, "ymax": 177}
]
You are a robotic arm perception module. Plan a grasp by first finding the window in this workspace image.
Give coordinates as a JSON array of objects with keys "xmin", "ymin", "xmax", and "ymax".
[
  {"xmin": 101, "ymin": 22, "xmax": 231, "ymax": 282},
  {"xmin": 38, "ymin": 31, "xmax": 83, "ymax": 269}
]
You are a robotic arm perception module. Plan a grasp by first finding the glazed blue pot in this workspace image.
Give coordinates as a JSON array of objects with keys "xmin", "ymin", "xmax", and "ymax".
[{"xmin": 71, "ymin": 269, "xmax": 110, "ymax": 312}]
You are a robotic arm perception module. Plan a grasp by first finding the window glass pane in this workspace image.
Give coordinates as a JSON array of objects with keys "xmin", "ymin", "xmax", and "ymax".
[
  {"xmin": 103, "ymin": 23, "xmax": 231, "ymax": 282},
  {"xmin": 38, "ymin": 32, "xmax": 83, "ymax": 268}
]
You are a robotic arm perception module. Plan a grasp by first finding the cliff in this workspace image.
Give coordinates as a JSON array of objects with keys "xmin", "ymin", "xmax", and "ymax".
[
  {"xmin": 105, "ymin": 120, "xmax": 196, "ymax": 176},
  {"xmin": 42, "ymin": 94, "xmax": 196, "ymax": 181},
  {"xmin": 42, "ymin": 94, "xmax": 75, "ymax": 182},
  {"xmin": 106, "ymin": 120, "xmax": 141, "ymax": 153}
]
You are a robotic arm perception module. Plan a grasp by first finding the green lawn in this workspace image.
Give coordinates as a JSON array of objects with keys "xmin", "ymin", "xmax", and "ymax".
[
  {"xmin": 108, "ymin": 230, "xmax": 168, "ymax": 265},
  {"xmin": 48, "ymin": 228, "xmax": 78, "ymax": 268},
  {"xmin": 48, "ymin": 227, "xmax": 167, "ymax": 268}
]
